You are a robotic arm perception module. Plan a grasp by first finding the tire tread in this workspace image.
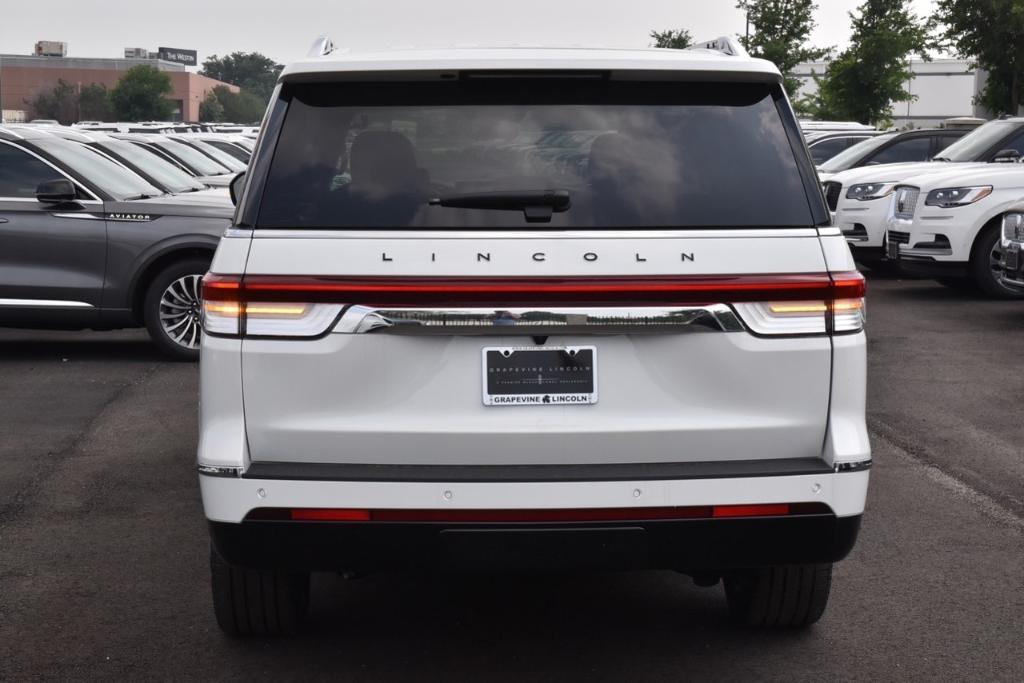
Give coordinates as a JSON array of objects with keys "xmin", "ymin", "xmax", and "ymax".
[
  {"xmin": 724, "ymin": 563, "xmax": 833, "ymax": 628},
  {"xmin": 209, "ymin": 544, "xmax": 309, "ymax": 636}
]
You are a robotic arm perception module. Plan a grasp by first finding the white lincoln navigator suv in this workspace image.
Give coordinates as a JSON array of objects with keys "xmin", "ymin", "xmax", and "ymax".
[{"xmin": 198, "ymin": 39, "xmax": 870, "ymax": 635}]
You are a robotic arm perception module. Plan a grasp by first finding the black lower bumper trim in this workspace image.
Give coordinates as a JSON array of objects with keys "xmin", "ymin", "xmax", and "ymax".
[
  {"xmin": 209, "ymin": 514, "xmax": 862, "ymax": 573},
  {"xmin": 897, "ymin": 258, "xmax": 968, "ymax": 278},
  {"xmin": 241, "ymin": 458, "xmax": 835, "ymax": 483}
]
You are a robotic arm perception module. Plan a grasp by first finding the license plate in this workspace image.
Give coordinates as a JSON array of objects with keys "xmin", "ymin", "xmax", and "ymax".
[
  {"xmin": 1006, "ymin": 243, "xmax": 1020, "ymax": 272},
  {"xmin": 887, "ymin": 240, "xmax": 900, "ymax": 260},
  {"xmin": 482, "ymin": 346, "xmax": 597, "ymax": 406}
]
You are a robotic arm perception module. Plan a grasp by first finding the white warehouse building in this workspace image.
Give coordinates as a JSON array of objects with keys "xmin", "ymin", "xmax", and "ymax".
[{"xmin": 793, "ymin": 58, "xmax": 999, "ymax": 127}]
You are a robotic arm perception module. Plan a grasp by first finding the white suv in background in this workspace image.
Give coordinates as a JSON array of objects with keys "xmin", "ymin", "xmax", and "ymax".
[
  {"xmin": 825, "ymin": 117, "xmax": 1024, "ymax": 270},
  {"xmin": 885, "ymin": 164, "xmax": 1024, "ymax": 296},
  {"xmin": 198, "ymin": 39, "xmax": 870, "ymax": 635}
]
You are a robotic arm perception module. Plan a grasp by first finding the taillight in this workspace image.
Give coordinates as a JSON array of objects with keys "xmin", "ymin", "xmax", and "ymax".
[
  {"xmin": 734, "ymin": 271, "xmax": 864, "ymax": 336},
  {"xmin": 201, "ymin": 274, "xmax": 243, "ymax": 336},
  {"xmin": 828, "ymin": 271, "xmax": 866, "ymax": 334},
  {"xmin": 202, "ymin": 271, "xmax": 865, "ymax": 339},
  {"xmin": 202, "ymin": 274, "xmax": 343, "ymax": 338},
  {"xmin": 243, "ymin": 302, "xmax": 344, "ymax": 337}
]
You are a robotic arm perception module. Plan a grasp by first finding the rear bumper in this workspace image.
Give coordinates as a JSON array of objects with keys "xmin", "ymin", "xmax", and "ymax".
[
  {"xmin": 209, "ymin": 513, "xmax": 862, "ymax": 572},
  {"xmin": 201, "ymin": 466, "xmax": 869, "ymax": 571},
  {"xmin": 200, "ymin": 467, "xmax": 869, "ymax": 523}
]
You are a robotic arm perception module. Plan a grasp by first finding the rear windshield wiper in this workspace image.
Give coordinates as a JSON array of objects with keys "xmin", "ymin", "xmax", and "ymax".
[
  {"xmin": 429, "ymin": 189, "xmax": 570, "ymax": 223},
  {"xmin": 932, "ymin": 156, "xmax": 951, "ymax": 162}
]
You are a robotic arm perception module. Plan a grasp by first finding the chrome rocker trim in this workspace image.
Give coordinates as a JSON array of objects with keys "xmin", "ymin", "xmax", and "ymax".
[{"xmin": 0, "ymin": 298, "xmax": 94, "ymax": 308}]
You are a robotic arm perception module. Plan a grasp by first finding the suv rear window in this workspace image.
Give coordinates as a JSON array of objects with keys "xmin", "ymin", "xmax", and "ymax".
[{"xmin": 257, "ymin": 80, "xmax": 814, "ymax": 229}]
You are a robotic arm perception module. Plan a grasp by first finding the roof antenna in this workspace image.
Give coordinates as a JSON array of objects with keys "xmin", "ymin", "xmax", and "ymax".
[{"xmin": 307, "ymin": 35, "xmax": 336, "ymax": 58}]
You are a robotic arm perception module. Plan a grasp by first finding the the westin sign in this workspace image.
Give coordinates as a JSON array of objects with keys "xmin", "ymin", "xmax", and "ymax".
[{"xmin": 157, "ymin": 47, "xmax": 198, "ymax": 66}]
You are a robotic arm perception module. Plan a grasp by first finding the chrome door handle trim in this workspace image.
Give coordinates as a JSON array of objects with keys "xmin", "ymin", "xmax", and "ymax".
[{"xmin": 332, "ymin": 304, "xmax": 746, "ymax": 335}]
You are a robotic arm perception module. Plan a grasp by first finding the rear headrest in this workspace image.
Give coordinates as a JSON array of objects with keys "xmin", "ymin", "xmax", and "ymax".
[{"xmin": 349, "ymin": 130, "xmax": 419, "ymax": 200}]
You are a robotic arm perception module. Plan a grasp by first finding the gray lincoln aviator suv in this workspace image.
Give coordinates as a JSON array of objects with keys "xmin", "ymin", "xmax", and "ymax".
[{"xmin": 0, "ymin": 126, "xmax": 233, "ymax": 359}]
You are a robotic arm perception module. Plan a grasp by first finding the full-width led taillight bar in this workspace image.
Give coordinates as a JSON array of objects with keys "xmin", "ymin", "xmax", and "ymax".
[
  {"xmin": 202, "ymin": 272, "xmax": 865, "ymax": 338},
  {"xmin": 245, "ymin": 502, "xmax": 831, "ymax": 523}
]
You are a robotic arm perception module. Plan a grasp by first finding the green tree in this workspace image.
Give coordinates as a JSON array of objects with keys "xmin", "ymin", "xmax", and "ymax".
[
  {"xmin": 803, "ymin": 0, "xmax": 935, "ymax": 126},
  {"xmin": 199, "ymin": 90, "xmax": 225, "ymax": 122},
  {"xmin": 78, "ymin": 83, "xmax": 113, "ymax": 121},
  {"xmin": 738, "ymin": 0, "xmax": 831, "ymax": 96},
  {"xmin": 210, "ymin": 86, "xmax": 266, "ymax": 124},
  {"xmin": 649, "ymin": 29, "xmax": 693, "ymax": 49},
  {"xmin": 30, "ymin": 79, "xmax": 77, "ymax": 124},
  {"xmin": 935, "ymin": 0, "xmax": 1024, "ymax": 116},
  {"xmin": 200, "ymin": 52, "xmax": 283, "ymax": 101},
  {"xmin": 110, "ymin": 65, "xmax": 174, "ymax": 121}
]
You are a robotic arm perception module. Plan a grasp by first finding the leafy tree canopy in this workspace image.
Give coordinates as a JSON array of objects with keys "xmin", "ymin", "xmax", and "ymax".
[
  {"xmin": 801, "ymin": 0, "xmax": 935, "ymax": 126},
  {"xmin": 200, "ymin": 52, "xmax": 283, "ymax": 101},
  {"xmin": 110, "ymin": 65, "xmax": 174, "ymax": 121},
  {"xmin": 210, "ymin": 85, "xmax": 266, "ymax": 124},
  {"xmin": 30, "ymin": 80, "xmax": 77, "ymax": 124},
  {"xmin": 650, "ymin": 29, "xmax": 693, "ymax": 49},
  {"xmin": 935, "ymin": 0, "xmax": 1024, "ymax": 115},
  {"xmin": 738, "ymin": 0, "xmax": 831, "ymax": 96},
  {"xmin": 199, "ymin": 90, "xmax": 225, "ymax": 122},
  {"xmin": 79, "ymin": 83, "xmax": 113, "ymax": 122}
]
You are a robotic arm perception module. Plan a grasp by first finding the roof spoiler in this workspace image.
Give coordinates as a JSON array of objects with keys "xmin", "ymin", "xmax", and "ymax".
[
  {"xmin": 688, "ymin": 36, "xmax": 748, "ymax": 58},
  {"xmin": 306, "ymin": 34, "xmax": 337, "ymax": 58}
]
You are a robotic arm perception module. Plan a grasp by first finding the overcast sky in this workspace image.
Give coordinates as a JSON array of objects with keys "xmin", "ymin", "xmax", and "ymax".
[{"xmin": 2, "ymin": 0, "xmax": 938, "ymax": 66}]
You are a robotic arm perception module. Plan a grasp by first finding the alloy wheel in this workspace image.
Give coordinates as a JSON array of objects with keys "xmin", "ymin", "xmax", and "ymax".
[{"xmin": 159, "ymin": 274, "xmax": 203, "ymax": 349}]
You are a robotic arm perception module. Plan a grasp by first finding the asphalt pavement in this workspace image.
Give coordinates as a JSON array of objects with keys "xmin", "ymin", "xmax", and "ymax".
[{"xmin": 1, "ymin": 277, "xmax": 1022, "ymax": 681}]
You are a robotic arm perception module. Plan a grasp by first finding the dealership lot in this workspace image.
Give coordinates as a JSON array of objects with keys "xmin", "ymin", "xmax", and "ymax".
[{"xmin": 1, "ymin": 276, "xmax": 1022, "ymax": 681}]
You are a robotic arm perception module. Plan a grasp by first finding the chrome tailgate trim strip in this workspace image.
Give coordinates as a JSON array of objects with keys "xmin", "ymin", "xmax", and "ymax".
[{"xmin": 332, "ymin": 304, "xmax": 745, "ymax": 335}]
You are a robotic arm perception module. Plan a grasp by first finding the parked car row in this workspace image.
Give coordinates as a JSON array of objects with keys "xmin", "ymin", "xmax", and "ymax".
[
  {"xmin": 0, "ymin": 123, "xmax": 243, "ymax": 358},
  {"xmin": 802, "ymin": 117, "xmax": 983, "ymax": 168},
  {"xmin": 818, "ymin": 117, "xmax": 1024, "ymax": 297},
  {"xmin": 70, "ymin": 121, "xmax": 261, "ymax": 137}
]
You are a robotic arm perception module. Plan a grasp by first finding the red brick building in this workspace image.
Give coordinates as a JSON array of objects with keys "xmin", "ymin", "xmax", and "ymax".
[{"xmin": 0, "ymin": 54, "xmax": 238, "ymax": 122}]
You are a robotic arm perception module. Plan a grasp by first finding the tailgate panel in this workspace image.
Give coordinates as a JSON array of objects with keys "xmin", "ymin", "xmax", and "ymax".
[
  {"xmin": 241, "ymin": 233, "xmax": 832, "ymax": 468},
  {"xmin": 242, "ymin": 331, "xmax": 830, "ymax": 466}
]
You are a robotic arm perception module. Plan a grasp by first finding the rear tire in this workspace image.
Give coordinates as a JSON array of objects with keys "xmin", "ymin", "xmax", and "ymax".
[
  {"xmin": 723, "ymin": 563, "xmax": 832, "ymax": 628},
  {"xmin": 210, "ymin": 544, "xmax": 310, "ymax": 636},
  {"xmin": 970, "ymin": 223, "xmax": 1024, "ymax": 299},
  {"xmin": 142, "ymin": 258, "xmax": 210, "ymax": 361}
]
